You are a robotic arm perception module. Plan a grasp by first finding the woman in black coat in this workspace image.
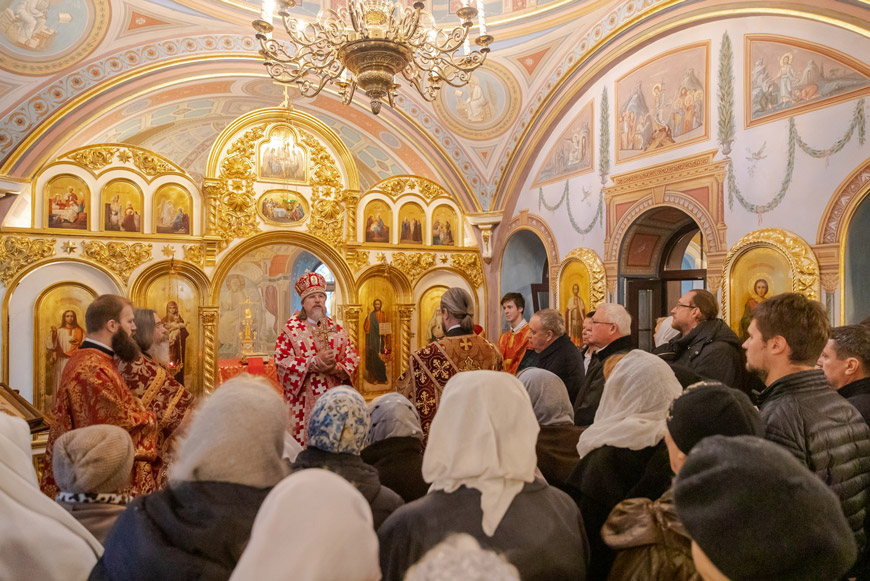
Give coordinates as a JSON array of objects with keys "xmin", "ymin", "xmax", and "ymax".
[
  {"xmin": 566, "ymin": 350, "xmax": 682, "ymax": 580},
  {"xmin": 360, "ymin": 393, "xmax": 428, "ymax": 503}
]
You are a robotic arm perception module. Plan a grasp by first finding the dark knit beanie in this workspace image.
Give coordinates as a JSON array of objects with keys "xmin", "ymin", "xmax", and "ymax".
[
  {"xmin": 666, "ymin": 381, "xmax": 762, "ymax": 454},
  {"xmin": 674, "ymin": 435, "xmax": 857, "ymax": 581},
  {"xmin": 53, "ymin": 424, "xmax": 135, "ymax": 494}
]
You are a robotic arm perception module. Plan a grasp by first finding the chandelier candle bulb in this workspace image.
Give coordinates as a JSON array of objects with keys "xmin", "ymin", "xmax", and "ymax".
[
  {"xmin": 261, "ymin": 0, "xmax": 274, "ymax": 24},
  {"xmin": 476, "ymin": 0, "xmax": 486, "ymax": 36}
]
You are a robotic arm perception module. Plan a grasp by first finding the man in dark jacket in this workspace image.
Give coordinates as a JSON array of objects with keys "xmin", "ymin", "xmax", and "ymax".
[
  {"xmin": 573, "ymin": 303, "xmax": 632, "ymax": 427},
  {"xmin": 655, "ymin": 288, "xmax": 747, "ymax": 390},
  {"xmin": 818, "ymin": 324, "xmax": 870, "ymax": 424},
  {"xmin": 746, "ymin": 293, "xmax": 870, "ymax": 562},
  {"xmin": 527, "ymin": 308, "xmax": 584, "ymax": 403}
]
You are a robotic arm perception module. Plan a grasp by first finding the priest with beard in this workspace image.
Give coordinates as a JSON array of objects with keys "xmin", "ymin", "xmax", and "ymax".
[
  {"xmin": 274, "ymin": 272, "xmax": 360, "ymax": 444},
  {"xmin": 40, "ymin": 295, "xmax": 158, "ymax": 498},
  {"xmin": 114, "ymin": 308, "xmax": 194, "ymax": 493}
]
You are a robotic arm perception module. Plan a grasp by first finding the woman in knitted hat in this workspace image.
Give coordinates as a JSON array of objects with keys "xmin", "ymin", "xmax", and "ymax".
[
  {"xmin": 53, "ymin": 424, "xmax": 135, "ymax": 543},
  {"xmin": 0, "ymin": 413, "xmax": 102, "ymax": 581},
  {"xmin": 602, "ymin": 381, "xmax": 763, "ymax": 581},
  {"xmin": 675, "ymin": 435, "xmax": 857, "ymax": 581},
  {"xmin": 360, "ymin": 392, "xmax": 428, "ymax": 503},
  {"xmin": 290, "ymin": 385, "xmax": 404, "ymax": 528},
  {"xmin": 91, "ymin": 374, "xmax": 288, "ymax": 580},
  {"xmin": 378, "ymin": 370, "xmax": 588, "ymax": 581},
  {"xmin": 566, "ymin": 349, "xmax": 682, "ymax": 579},
  {"xmin": 229, "ymin": 469, "xmax": 381, "ymax": 580},
  {"xmin": 516, "ymin": 367, "xmax": 584, "ymax": 493}
]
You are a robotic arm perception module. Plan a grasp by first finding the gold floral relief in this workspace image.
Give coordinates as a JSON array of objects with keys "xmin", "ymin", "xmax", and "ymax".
[
  {"xmin": 66, "ymin": 147, "xmax": 118, "ymax": 171},
  {"xmin": 183, "ymin": 245, "xmax": 205, "ymax": 267},
  {"xmin": 450, "ymin": 253, "xmax": 483, "ymax": 288},
  {"xmin": 0, "ymin": 236, "xmax": 56, "ymax": 286},
  {"xmin": 81, "ymin": 241, "xmax": 152, "ymax": 284},
  {"xmin": 131, "ymin": 150, "xmax": 176, "ymax": 176},
  {"xmin": 346, "ymin": 249, "xmax": 370, "ymax": 272},
  {"xmin": 213, "ymin": 125, "xmax": 265, "ymax": 241},
  {"xmin": 392, "ymin": 252, "xmax": 436, "ymax": 282}
]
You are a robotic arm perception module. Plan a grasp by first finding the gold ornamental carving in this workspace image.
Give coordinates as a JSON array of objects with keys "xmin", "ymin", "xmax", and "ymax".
[
  {"xmin": 346, "ymin": 249, "xmax": 370, "ymax": 272},
  {"xmin": 374, "ymin": 176, "xmax": 449, "ymax": 200},
  {"xmin": 301, "ymin": 129, "xmax": 348, "ymax": 249},
  {"xmin": 81, "ymin": 241, "xmax": 152, "ymax": 284},
  {"xmin": 721, "ymin": 228, "xmax": 821, "ymax": 323},
  {"xmin": 0, "ymin": 236, "xmax": 55, "ymax": 286},
  {"xmin": 343, "ymin": 305, "xmax": 362, "ymax": 353},
  {"xmin": 392, "ymin": 252, "xmax": 436, "ymax": 282},
  {"xmin": 562, "ymin": 248, "xmax": 606, "ymax": 309},
  {"xmin": 66, "ymin": 147, "xmax": 118, "ymax": 171},
  {"xmin": 130, "ymin": 150, "xmax": 175, "ymax": 176},
  {"xmin": 450, "ymin": 253, "xmax": 483, "ymax": 288},
  {"xmin": 214, "ymin": 125, "xmax": 264, "ymax": 241},
  {"xmin": 200, "ymin": 306, "xmax": 219, "ymax": 393},
  {"xmin": 398, "ymin": 304, "xmax": 414, "ymax": 373},
  {"xmin": 183, "ymin": 245, "xmax": 205, "ymax": 268},
  {"xmin": 607, "ymin": 150, "xmax": 726, "ymax": 194}
]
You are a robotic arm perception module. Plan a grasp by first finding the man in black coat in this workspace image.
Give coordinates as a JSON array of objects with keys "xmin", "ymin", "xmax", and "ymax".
[
  {"xmin": 746, "ymin": 293, "xmax": 870, "ymax": 567},
  {"xmin": 527, "ymin": 308, "xmax": 585, "ymax": 404},
  {"xmin": 655, "ymin": 288, "xmax": 748, "ymax": 391},
  {"xmin": 818, "ymin": 324, "xmax": 870, "ymax": 424},
  {"xmin": 573, "ymin": 303, "xmax": 633, "ymax": 427}
]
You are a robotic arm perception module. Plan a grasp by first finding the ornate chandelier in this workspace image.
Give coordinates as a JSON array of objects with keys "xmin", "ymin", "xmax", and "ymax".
[{"xmin": 253, "ymin": 0, "xmax": 493, "ymax": 114}]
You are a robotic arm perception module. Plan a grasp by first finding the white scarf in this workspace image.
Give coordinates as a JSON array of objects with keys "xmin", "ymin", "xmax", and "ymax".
[
  {"xmin": 230, "ymin": 469, "xmax": 380, "ymax": 580},
  {"xmin": 0, "ymin": 414, "xmax": 103, "ymax": 580},
  {"xmin": 576, "ymin": 350, "xmax": 682, "ymax": 459},
  {"xmin": 423, "ymin": 370, "xmax": 540, "ymax": 536}
]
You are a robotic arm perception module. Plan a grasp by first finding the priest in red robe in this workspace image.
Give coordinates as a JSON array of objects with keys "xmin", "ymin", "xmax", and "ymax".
[
  {"xmin": 40, "ymin": 295, "xmax": 158, "ymax": 498},
  {"xmin": 497, "ymin": 292, "xmax": 536, "ymax": 375}
]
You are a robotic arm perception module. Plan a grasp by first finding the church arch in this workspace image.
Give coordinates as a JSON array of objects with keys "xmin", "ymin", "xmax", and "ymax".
[
  {"xmin": 500, "ymin": 227, "xmax": 551, "ymax": 318},
  {"xmin": 843, "ymin": 191, "xmax": 870, "ymax": 323}
]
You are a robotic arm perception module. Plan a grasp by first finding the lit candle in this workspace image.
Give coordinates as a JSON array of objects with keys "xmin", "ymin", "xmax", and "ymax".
[
  {"xmin": 261, "ymin": 0, "xmax": 274, "ymax": 24},
  {"xmin": 477, "ymin": 0, "xmax": 486, "ymax": 36}
]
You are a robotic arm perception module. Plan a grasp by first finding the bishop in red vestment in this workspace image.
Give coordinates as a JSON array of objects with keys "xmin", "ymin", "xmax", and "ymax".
[{"xmin": 275, "ymin": 272, "xmax": 360, "ymax": 444}]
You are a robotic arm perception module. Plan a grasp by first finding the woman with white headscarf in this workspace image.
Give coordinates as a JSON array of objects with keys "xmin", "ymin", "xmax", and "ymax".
[
  {"xmin": 361, "ymin": 393, "xmax": 428, "ymax": 502},
  {"xmin": 290, "ymin": 385, "xmax": 403, "ymax": 528},
  {"xmin": 566, "ymin": 350, "xmax": 682, "ymax": 580},
  {"xmin": 230, "ymin": 469, "xmax": 381, "ymax": 580},
  {"xmin": 378, "ymin": 370, "xmax": 589, "ymax": 581},
  {"xmin": 0, "ymin": 413, "xmax": 102, "ymax": 581},
  {"xmin": 517, "ymin": 367, "xmax": 585, "ymax": 493}
]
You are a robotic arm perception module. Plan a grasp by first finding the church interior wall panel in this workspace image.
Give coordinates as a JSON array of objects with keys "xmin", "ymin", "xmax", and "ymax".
[
  {"xmin": 3, "ymin": 261, "xmax": 121, "ymax": 402},
  {"xmin": 500, "ymin": 229, "xmax": 548, "ymax": 332},
  {"xmin": 507, "ymin": 16, "xmax": 870, "ymax": 282}
]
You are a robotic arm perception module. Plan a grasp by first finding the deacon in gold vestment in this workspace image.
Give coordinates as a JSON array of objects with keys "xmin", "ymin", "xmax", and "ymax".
[
  {"xmin": 41, "ymin": 295, "xmax": 158, "ymax": 498},
  {"xmin": 397, "ymin": 288, "xmax": 502, "ymax": 439},
  {"xmin": 116, "ymin": 308, "xmax": 195, "ymax": 491}
]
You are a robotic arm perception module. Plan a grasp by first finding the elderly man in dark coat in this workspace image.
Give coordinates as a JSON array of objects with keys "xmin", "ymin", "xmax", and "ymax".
[{"xmin": 527, "ymin": 309, "xmax": 585, "ymax": 404}]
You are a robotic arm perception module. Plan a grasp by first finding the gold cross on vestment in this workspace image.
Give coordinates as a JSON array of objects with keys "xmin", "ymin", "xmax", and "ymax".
[
  {"xmin": 459, "ymin": 337, "xmax": 472, "ymax": 350},
  {"xmin": 417, "ymin": 391, "xmax": 435, "ymax": 415}
]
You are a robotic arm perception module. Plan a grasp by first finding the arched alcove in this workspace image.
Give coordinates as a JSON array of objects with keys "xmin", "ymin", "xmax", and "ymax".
[
  {"xmin": 845, "ymin": 192, "xmax": 870, "ymax": 323},
  {"xmin": 501, "ymin": 229, "xmax": 549, "ymax": 328}
]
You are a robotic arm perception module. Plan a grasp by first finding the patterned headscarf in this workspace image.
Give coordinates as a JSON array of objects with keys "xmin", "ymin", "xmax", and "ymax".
[
  {"xmin": 367, "ymin": 393, "xmax": 423, "ymax": 445},
  {"xmin": 307, "ymin": 386, "xmax": 371, "ymax": 454}
]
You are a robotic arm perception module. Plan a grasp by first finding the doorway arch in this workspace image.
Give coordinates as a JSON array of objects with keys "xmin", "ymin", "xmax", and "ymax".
[
  {"xmin": 845, "ymin": 190, "xmax": 870, "ymax": 323},
  {"xmin": 500, "ymin": 229, "xmax": 550, "ymax": 330},
  {"xmin": 618, "ymin": 207, "xmax": 707, "ymax": 350}
]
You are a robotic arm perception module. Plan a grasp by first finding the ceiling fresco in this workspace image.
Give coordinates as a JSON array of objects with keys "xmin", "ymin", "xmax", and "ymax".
[{"xmin": 1, "ymin": 0, "xmax": 869, "ymax": 213}]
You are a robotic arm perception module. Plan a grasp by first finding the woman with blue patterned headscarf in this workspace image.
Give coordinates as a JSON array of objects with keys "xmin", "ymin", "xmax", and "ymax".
[
  {"xmin": 361, "ymin": 393, "xmax": 428, "ymax": 502},
  {"xmin": 290, "ymin": 386, "xmax": 403, "ymax": 528}
]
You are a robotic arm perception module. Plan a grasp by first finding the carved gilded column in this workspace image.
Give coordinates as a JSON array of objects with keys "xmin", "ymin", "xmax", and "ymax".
[
  {"xmin": 200, "ymin": 306, "xmax": 219, "ymax": 394},
  {"xmin": 345, "ymin": 190, "xmax": 360, "ymax": 241},
  {"xmin": 202, "ymin": 179, "xmax": 221, "ymax": 236},
  {"xmin": 398, "ymin": 304, "xmax": 415, "ymax": 374}
]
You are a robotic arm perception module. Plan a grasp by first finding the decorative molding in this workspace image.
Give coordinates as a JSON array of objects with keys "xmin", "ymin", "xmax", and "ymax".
[
  {"xmin": 65, "ymin": 147, "xmax": 119, "ymax": 171},
  {"xmin": 821, "ymin": 273, "xmax": 839, "ymax": 294},
  {"xmin": 343, "ymin": 305, "xmax": 362, "ymax": 355},
  {"xmin": 346, "ymin": 249, "xmax": 370, "ymax": 272},
  {"xmin": 57, "ymin": 144, "xmax": 188, "ymax": 177},
  {"xmin": 398, "ymin": 303, "xmax": 414, "ymax": 375},
  {"xmin": 0, "ymin": 236, "xmax": 56, "ymax": 286},
  {"xmin": 721, "ymin": 228, "xmax": 821, "ymax": 325},
  {"xmin": 818, "ymin": 160, "xmax": 870, "ymax": 244},
  {"xmin": 183, "ymin": 244, "xmax": 205, "ymax": 267},
  {"xmin": 81, "ymin": 241, "xmax": 152, "ymax": 284},
  {"xmin": 607, "ymin": 151, "xmax": 724, "ymax": 194},
  {"xmin": 451, "ymin": 253, "xmax": 484, "ymax": 288},
  {"xmin": 131, "ymin": 149, "xmax": 176, "ymax": 176},
  {"xmin": 561, "ymin": 248, "xmax": 606, "ymax": 309},
  {"xmin": 391, "ymin": 252, "xmax": 436, "ymax": 282},
  {"xmin": 213, "ymin": 125, "xmax": 264, "ymax": 241},
  {"xmin": 369, "ymin": 176, "xmax": 451, "ymax": 201}
]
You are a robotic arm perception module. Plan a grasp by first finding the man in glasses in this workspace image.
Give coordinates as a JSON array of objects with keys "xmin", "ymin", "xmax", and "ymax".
[
  {"xmin": 573, "ymin": 303, "xmax": 633, "ymax": 427},
  {"xmin": 656, "ymin": 289, "xmax": 746, "ymax": 391}
]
